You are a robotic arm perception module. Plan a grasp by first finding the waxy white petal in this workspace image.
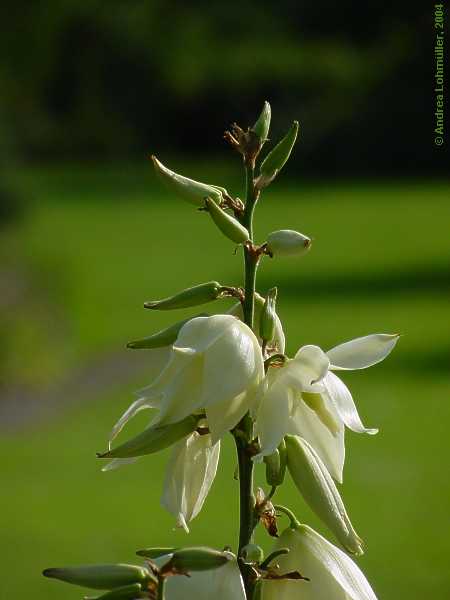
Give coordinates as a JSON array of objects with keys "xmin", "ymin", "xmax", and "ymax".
[
  {"xmin": 263, "ymin": 526, "xmax": 377, "ymax": 600},
  {"xmin": 291, "ymin": 397, "xmax": 345, "ymax": 483},
  {"xmin": 201, "ymin": 319, "xmax": 263, "ymax": 408},
  {"xmin": 289, "ymin": 345, "xmax": 330, "ymax": 391},
  {"xmin": 323, "ymin": 372, "xmax": 378, "ymax": 435},
  {"xmin": 206, "ymin": 390, "xmax": 249, "ymax": 444},
  {"xmin": 161, "ymin": 432, "xmax": 220, "ymax": 532},
  {"xmin": 254, "ymin": 377, "xmax": 295, "ymax": 460},
  {"xmin": 165, "ymin": 556, "xmax": 246, "ymax": 600},
  {"xmin": 327, "ymin": 334, "xmax": 399, "ymax": 371}
]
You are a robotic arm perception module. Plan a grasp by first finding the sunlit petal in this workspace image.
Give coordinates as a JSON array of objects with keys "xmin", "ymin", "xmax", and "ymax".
[
  {"xmin": 291, "ymin": 398, "xmax": 345, "ymax": 483},
  {"xmin": 161, "ymin": 432, "xmax": 220, "ymax": 532},
  {"xmin": 323, "ymin": 372, "xmax": 378, "ymax": 435},
  {"xmin": 327, "ymin": 334, "xmax": 399, "ymax": 371}
]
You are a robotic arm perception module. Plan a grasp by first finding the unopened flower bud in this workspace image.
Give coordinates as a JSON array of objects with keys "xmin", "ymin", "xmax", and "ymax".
[
  {"xmin": 152, "ymin": 156, "xmax": 225, "ymax": 206},
  {"xmin": 264, "ymin": 438, "xmax": 287, "ymax": 487},
  {"xmin": 205, "ymin": 198, "xmax": 250, "ymax": 244},
  {"xmin": 127, "ymin": 314, "xmax": 207, "ymax": 349},
  {"xmin": 86, "ymin": 583, "xmax": 143, "ymax": 599},
  {"xmin": 42, "ymin": 564, "xmax": 150, "ymax": 590},
  {"xmin": 136, "ymin": 547, "xmax": 176, "ymax": 559},
  {"xmin": 241, "ymin": 543, "xmax": 264, "ymax": 563},
  {"xmin": 252, "ymin": 101, "xmax": 271, "ymax": 143},
  {"xmin": 144, "ymin": 281, "xmax": 223, "ymax": 310},
  {"xmin": 259, "ymin": 287, "xmax": 278, "ymax": 344},
  {"xmin": 97, "ymin": 415, "xmax": 199, "ymax": 460},
  {"xmin": 285, "ymin": 435, "xmax": 364, "ymax": 555},
  {"xmin": 266, "ymin": 230, "xmax": 311, "ymax": 258},
  {"xmin": 164, "ymin": 547, "xmax": 232, "ymax": 573},
  {"xmin": 257, "ymin": 121, "xmax": 299, "ymax": 188}
]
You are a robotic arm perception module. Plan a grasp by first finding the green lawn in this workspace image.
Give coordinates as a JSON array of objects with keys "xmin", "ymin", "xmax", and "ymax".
[{"xmin": 1, "ymin": 166, "xmax": 449, "ymax": 599}]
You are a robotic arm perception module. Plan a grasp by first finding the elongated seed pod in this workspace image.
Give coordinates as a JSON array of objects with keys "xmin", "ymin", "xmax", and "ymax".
[
  {"xmin": 205, "ymin": 198, "xmax": 250, "ymax": 244},
  {"xmin": 144, "ymin": 281, "xmax": 222, "ymax": 310},
  {"xmin": 97, "ymin": 415, "xmax": 200, "ymax": 459},
  {"xmin": 258, "ymin": 121, "xmax": 299, "ymax": 187},
  {"xmin": 127, "ymin": 314, "xmax": 207, "ymax": 349},
  {"xmin": 152, "ymin": 156, "xmax": 224, "ymax": 206},
  {"xmin": 42, "ymin": 564, "xmax": 150, "ymax": 590},
  {"xmin": 167, "ymin": 547, "xmax": 232, "ymax": 572}
]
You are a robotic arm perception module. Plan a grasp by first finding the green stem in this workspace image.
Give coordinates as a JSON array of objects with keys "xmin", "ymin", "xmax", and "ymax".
[
  {"xmin": 241, "ymin": 164, "xmax": 260, "ymax": 328},
  {"xmin": 273, "ymin": 504, "xmax": 301, "ymax": 529},
  {"xmin": 235, "ymin": 162, "xmax": 260, "ymax": 599},
  {"xmin": 157, "ymin": 576, "xmax": 166, "ymax": 600}
]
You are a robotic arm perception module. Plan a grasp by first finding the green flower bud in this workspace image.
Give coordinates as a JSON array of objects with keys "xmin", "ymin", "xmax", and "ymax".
[
  {"xmin": 166, "ymin": 547, "xmax": 232, "ymax": 573},
  {"xmin": 42, "ymin": 564, "xmax": 150, "ymax": 590},
  {"xmin": 259, "ymin": 287, "xmax": 278, "ymax": 344},
  {"xmin": 127, "ymin": 314, "xmax": 207, "ymax": 349},
  {"xmin": 205, "ymin": 198, "xmax": 250, "ymax": 244},
  {"xmin": 241, "ymin": 543, "xmax": 264, "ymax": 563},
  {"xmin": 136, "ymin": 547, "xmax": 176, "ymax": 559},
  {"xmin": 86, "ymin": 583, "xmax": 143, "ymax": 600},
  {"xmin": 144, "ymin": 281, "xmax": 223, "ymax": 310},
  {"xmin": 258, "ymin": 121, "xmax": 299, "ymax": 188},
  {"xmin": 285, "ymin": 435, "xmax": 364, "ymax": 555},
  {"xmin": 252, "ymin": 101, "xmax": 271, "ymax": 143},
  {"xmin": 264, "ymin": 439, "xmax": 287, "ymax": 487},
  {"xmin": 266, "ymin": 230, "xmax": 311, "ymax": 258},
  {"xmin": 97, "ymin": 415, "xmax": 200, "ymax": 459},
  {"xmin": 152, "ymin": 156, "xmax": 225, "ymax": 206}
]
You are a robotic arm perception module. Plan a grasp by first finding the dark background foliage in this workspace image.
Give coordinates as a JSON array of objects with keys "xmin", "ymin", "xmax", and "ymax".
[{"xmin": 0, "ymin": 1, "xmax": 444, "ymax": 173}]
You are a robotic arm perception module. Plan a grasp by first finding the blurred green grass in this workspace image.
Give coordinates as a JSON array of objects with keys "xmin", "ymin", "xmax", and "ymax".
[{"xmin": 1, "ymin": 166, "xmax": 449, "ymax": 599}]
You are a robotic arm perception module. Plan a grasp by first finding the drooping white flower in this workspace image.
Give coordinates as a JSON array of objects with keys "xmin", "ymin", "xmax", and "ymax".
[
  {"xmin": 255, "ymin": 334, "xmax": 399, "ymax": 482},
  {"xmin": 262, "ymin": 524, "xmax": 377, "ymax": 600},
  {"xmin": 111, "ymin": 315, "xmax": 264, "ymax": 445},
  {"xmin": 161, "ymin": 430, "xmax": 220, "ymax": 532},
  {"xmin": 163, "ymin": 553, "xmax": 246, "ymax": 600}
]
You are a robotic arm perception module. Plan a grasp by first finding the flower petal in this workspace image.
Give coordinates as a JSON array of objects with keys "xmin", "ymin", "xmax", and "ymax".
[
  {"xmin": 206, "ymin": 389, "xmax": 249, "ymax": 444},
  {"xmin": 327, "ymin": 334, "xmax": 399, "ymax": 371},
  {"xmin": 263, "ymin": 525, "xmax": 377, "ymax": 600},
  {"xmin": 161, "ymin": 432, "xmax": 220, "ymax": 532},
  {"xmin": 291, "ymin": 397, "xmax": 345, "ymax": 483},
  {"xmin": 109, "ymin": 397, "xmax": 157, "ymax": 447},
  {"xmin": 289, "ymin": 345, "xmax": 330, "ymax": 391},
  {"xmin": 165, "ymin": 557, "xmax": 246, "ymax": 600},
  {"xmin": 254, "ymin": 377, "xmax": 294, "ymax": 460},
  {"xmin": 201, "ymin": 319, "xmax": 263, "ymax": 408},
  {"xmin": 323, "ymin": 373, "xmax": 378, "ymax": 435}
]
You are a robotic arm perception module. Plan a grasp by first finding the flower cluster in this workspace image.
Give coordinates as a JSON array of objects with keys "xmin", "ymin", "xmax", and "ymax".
[{"xmin": 43, "ymin": 103, "xmax": 399, "ymax": 600}]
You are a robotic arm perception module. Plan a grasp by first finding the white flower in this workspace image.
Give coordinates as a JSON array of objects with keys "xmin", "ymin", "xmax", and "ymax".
[
  {"xmin": 262, "ymin": 524, "xmax": 377, "ymax": 600},
  {"xmin": 255, "ymin": 334, "xmax": 399, "ymax": 482},
  {"xmin": 161, "ymin": 430, "xmax": 220, "ymax": 532},
  {"xmin": 111, "ymin": 315, "xmax": 264, "ymax": 445},
  {"xmin": 163, "ymin": 553, "xmax": 246, "ymax": 600}
]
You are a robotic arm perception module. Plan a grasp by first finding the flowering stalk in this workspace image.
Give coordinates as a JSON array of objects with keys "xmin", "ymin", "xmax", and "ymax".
[
  {"xmin": 234, "ymin": 161, "xmax": 261, "ymax": 597},
  {"xmin": 43, "ymin": 102, "xmax": 399, "ymax": 600}
]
